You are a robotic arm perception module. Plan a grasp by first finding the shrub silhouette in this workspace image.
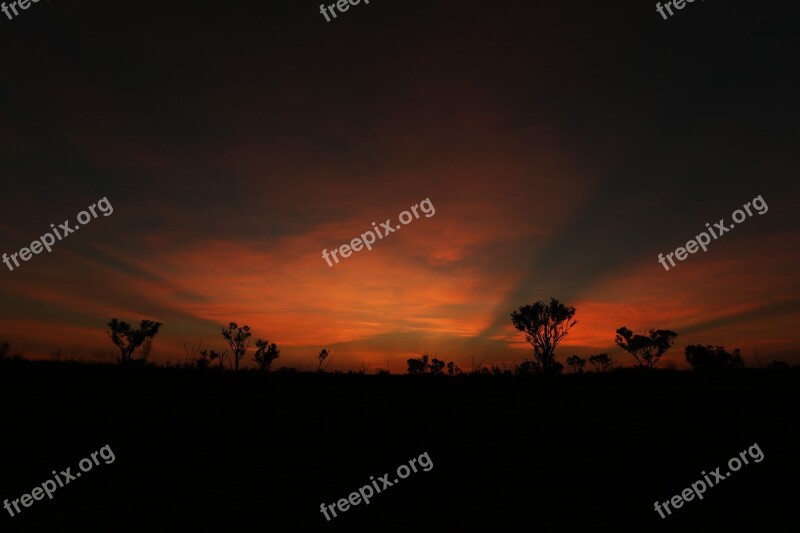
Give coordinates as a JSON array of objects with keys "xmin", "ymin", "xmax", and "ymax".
[
  {"xmin": 515, "ymin": 359, "xmax": 540, "ymax": 375},
  {"xmin": 511, "ymin": 298, "xmax": 577, "ymax": 374},
  {"xmin": 685, "ymin": 345, "xmax": 744, "ymax": 371},
  {"xmin": 588, "ymin": 353, "xmax": 613, "ymax": 372},
  {"xmin": 407, "ymin": 354, "xmax": 429, "ymax": 374},
  {"xmin": 254, "ymin": 339, "xmax": 280, "ymax": 371},
  {"xmin": 766, "ymin": 360, "xmax": 790, "ymax": 370},
  {"xmin": 406, "ymin": 354, "xmax": 462, "ymax": 375},
  {"xmin": 446, "ymin": 361, "xmax": 462, "ymax": 376},
  {"xmin": 318, "ymin": 348, "xmax": 331, "ymax": 372},
  {"xmin": 107, "ymin": 319, "xmax": 162, "ymax": 365},
  {"xmin": 429, "ymin": 358, "xmax": 446, "ymax": 375},
  {"xmin": 566, "ymin": 355, "xmax": 586, "ymax": 373},
  {"xmin": 614, "ymin": 327, "xmax": 677, "ymax": 368},
  {"xmin": 201, "ymin": 349, "xmax": 228, "ymax": 369}
]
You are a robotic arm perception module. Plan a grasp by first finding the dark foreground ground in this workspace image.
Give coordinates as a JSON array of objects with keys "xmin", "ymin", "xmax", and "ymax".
[{"xmin": 0, "ymin": 361, "xmax": 798, "ymax": 532}]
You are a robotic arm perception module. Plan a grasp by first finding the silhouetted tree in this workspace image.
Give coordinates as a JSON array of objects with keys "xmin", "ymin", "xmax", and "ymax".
[
  {"xmin": 428, "ymin": 358, "xmax": 446, "ymax": 375},
  {"xmin": 221, "ymin": 322, "xmax": 251, "ymax": 372},
  {"xmin": 566, "ymin": 355, "xmax": 586, "ymax": 373},
  {"xmin": 407, "ymin": 354, "xmax": 429, "ymax": 374},
  {"xmin": 685, "ymin": 345, "xmax": 744, "ymax": 371},
  {"xmin": 588, "ymin": 353, "xmax": 613, "ymax": 372},
  {"xmin": 0, "ymin": 341, "xmax": 9, "ymax": 360},
  {"xmin": 446, "ymin": 361, "xmax": 462, "ymax": 376},
  {"xmin": 614, "ymin": 327, "xmax": 677, "ymax": 368},
  {"xmin": 511, "ymin": 298, "xmax": 577, "ymax": 374},
  {"xmin": 254, "ymin": 339, "xmax": 280, "ymax": 371},
  {"xmin": 107, "ymin": 318, "xmax": 162, "ymax": 365}
]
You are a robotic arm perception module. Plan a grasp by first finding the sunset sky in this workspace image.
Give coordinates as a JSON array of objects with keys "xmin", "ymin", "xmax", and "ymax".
[{"xmin": 1, "ymin": 0, "xmax": 798, "ymax": 371}]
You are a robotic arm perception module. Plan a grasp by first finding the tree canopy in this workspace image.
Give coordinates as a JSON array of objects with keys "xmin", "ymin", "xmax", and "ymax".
[
  {"xmin": 614, "ymin": 327, "xmax": 677, "ymax": 368},
  {"xmin": 510, "ymin": 298, "xmax": 577, "ymax": 374}
]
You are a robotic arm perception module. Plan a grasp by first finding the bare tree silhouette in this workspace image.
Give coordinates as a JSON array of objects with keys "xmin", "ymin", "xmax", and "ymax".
[
  {"xmin": 183, "ymin": 343, "xmax": 204, "ymax": 368},
  {"xmin": 510, "ymin": 298, "xmax": 577, "ymax": 374},
  {"xmin": 615, "ymin": 327, "xmax": 677, "ymax": 368},
  {"xmin": 107, "ymin": 319, "xmax": 162, "ymax": 365}
]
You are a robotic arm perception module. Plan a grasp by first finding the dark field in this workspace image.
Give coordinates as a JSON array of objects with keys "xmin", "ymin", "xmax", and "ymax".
[{"xmin": 1, "ymin": 361, "xmax": 798, "ymax": 532}]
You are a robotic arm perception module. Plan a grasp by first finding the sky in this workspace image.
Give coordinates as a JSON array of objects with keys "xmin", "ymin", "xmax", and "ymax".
[{"xmin": 1, "ymin": 0, "xmax": 798, "ymax": 371}]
